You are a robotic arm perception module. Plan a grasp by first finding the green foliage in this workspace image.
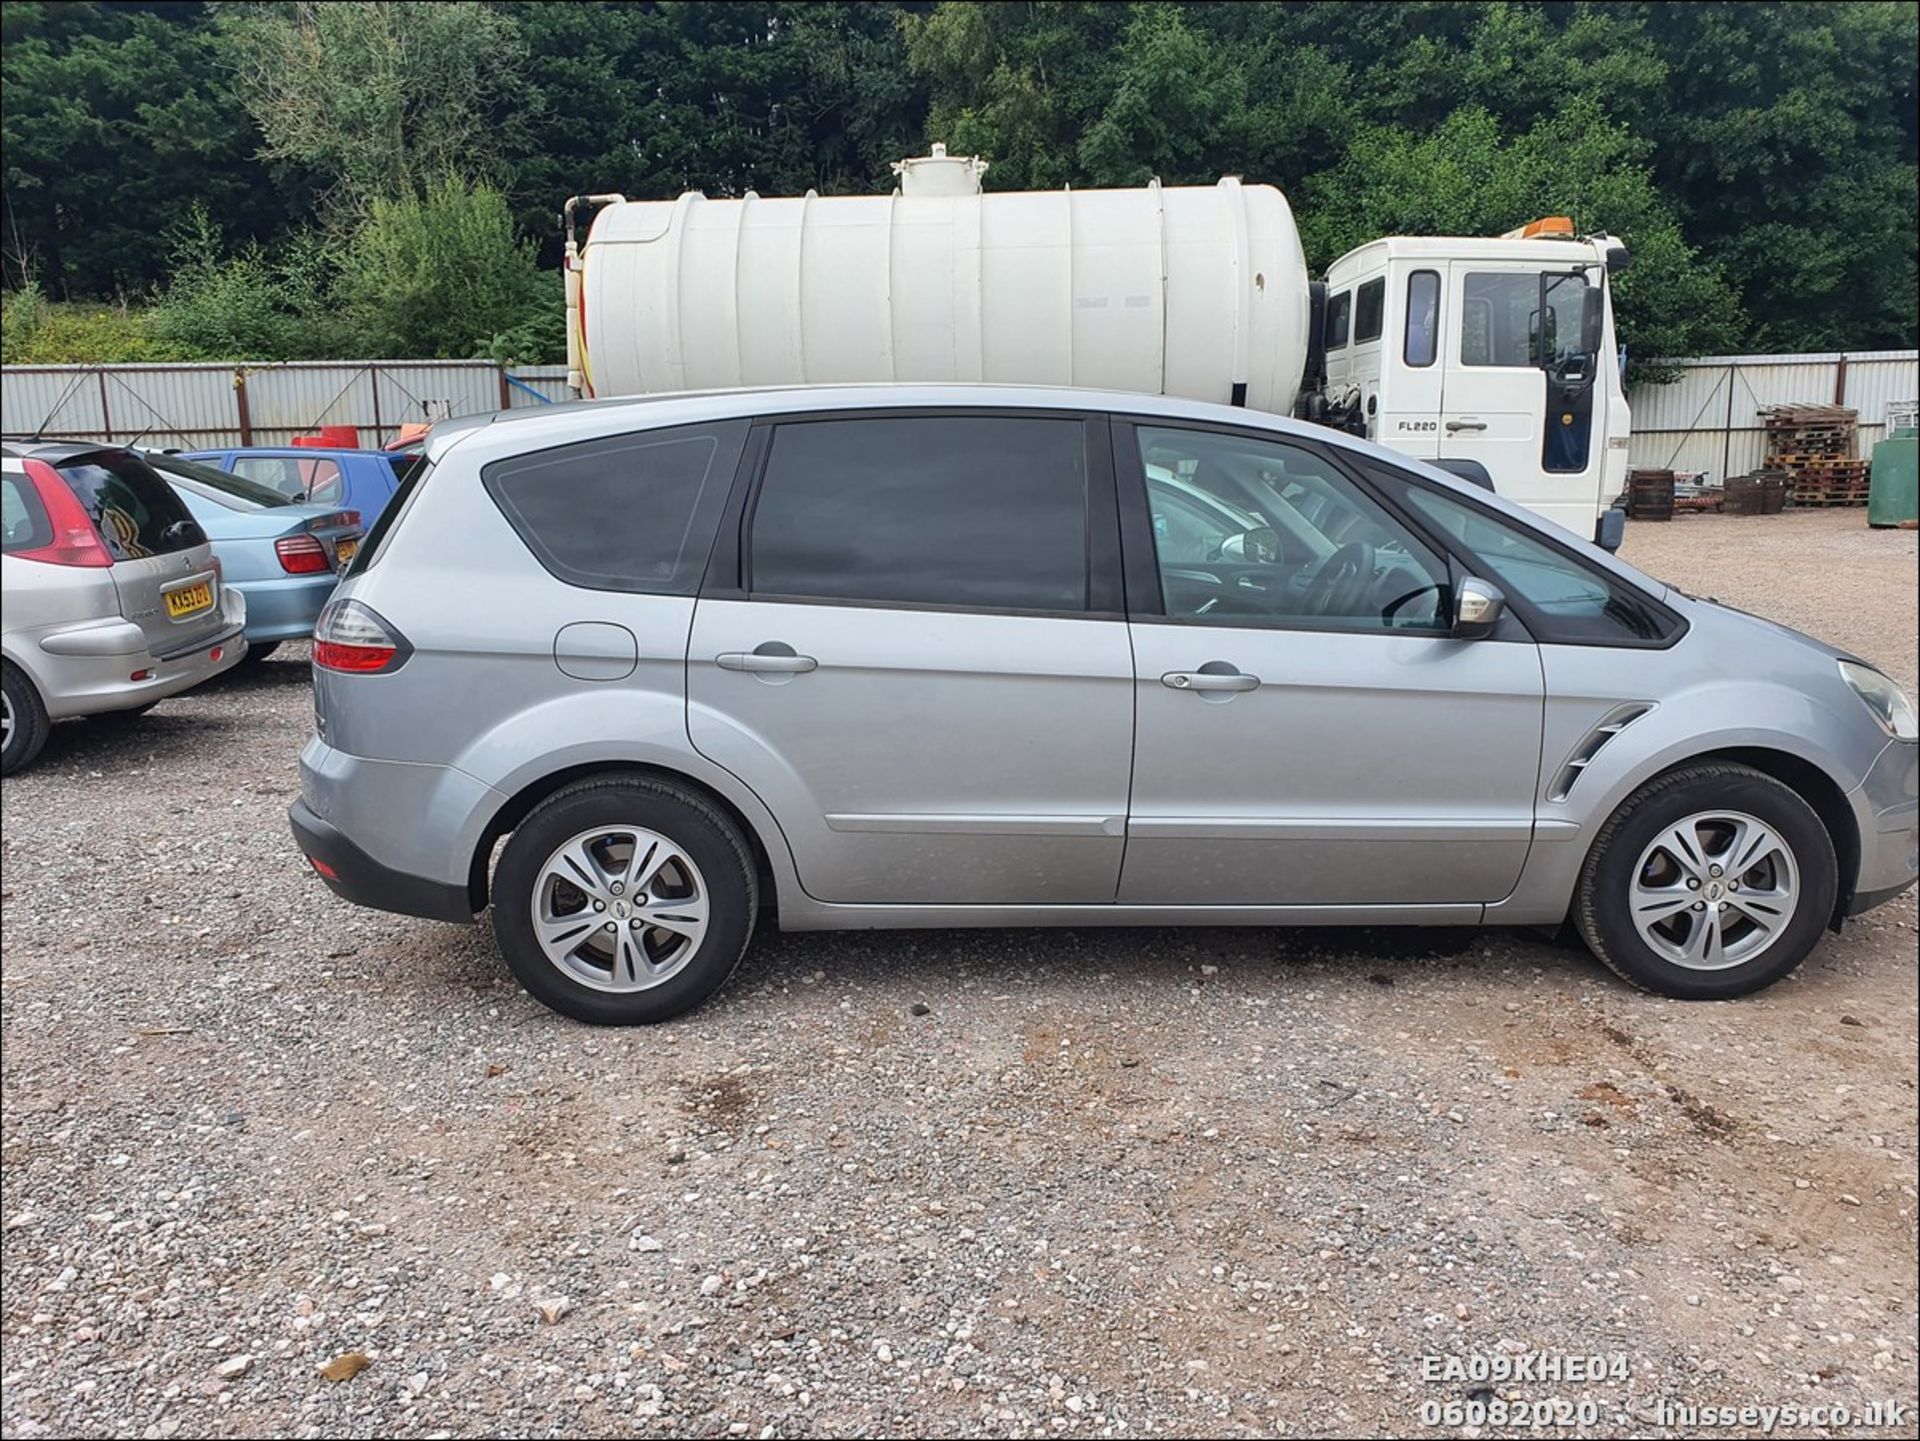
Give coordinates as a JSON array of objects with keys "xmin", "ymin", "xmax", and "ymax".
[
  {"xmin": 213, "ymin": 0, "xmax": 526, "ymax": 217},
  {"xmin": 3, "ymin": 0, "xmax": 1914, "ymax": 366},
  {"xmin": 0, "ymin": 288, "xmax": 189, "ymax": 365},
  {"xmin": 147, "ymin": 207, "xmax": 345, "ymax": 361},
  {"xmin": 333, "ymin": 177, "xmax": 557, "ymax": 361}
]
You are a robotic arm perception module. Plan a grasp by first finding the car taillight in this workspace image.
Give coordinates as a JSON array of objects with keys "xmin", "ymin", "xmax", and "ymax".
[
  {"xmin": 275, "ymin": 534, "xmax": 331, "ymax": 574},
  {"xmin": 15, "ymin": 459, "xmax": 113, "ymax": 567},
  {"xmin": 312, "ymin": 598, "xmax": 410, "ymax": 674}
]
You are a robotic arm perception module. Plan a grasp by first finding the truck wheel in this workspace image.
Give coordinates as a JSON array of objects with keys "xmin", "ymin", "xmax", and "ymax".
[
  {"xmin": 1, "ymin": 662, "xmax": 50, "ymax": 777},
  {"xmin": 1575, "ymin": 762, "xmax": 1836, "ymax": 999},
  {"xmin": 492, "ymin": 776, "xmax": 758, "ymax": 1024}
]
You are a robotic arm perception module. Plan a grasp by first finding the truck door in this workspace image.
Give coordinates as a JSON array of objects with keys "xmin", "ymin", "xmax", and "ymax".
[{"xmin": 1440, "ymin": 262, "xmax": 1600, "ymax": 538}]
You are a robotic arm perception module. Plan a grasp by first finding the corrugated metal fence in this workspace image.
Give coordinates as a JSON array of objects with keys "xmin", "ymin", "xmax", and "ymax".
[
  {"xmin": 0, "ymin": 361, "xmax": 572, "ymax": 451},
  {"xmin": 6, "ymin": 352, "xmax": 1916, "ymax": 475},
  {"xmin": 1627, "ymin": 350, "xmax": 1919, "ymax": 482}
]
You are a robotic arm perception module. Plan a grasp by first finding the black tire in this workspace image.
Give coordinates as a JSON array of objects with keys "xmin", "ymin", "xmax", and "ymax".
[
  {"xmin": 1575, "ymin": 762, "xmax": 1837, "ymax": 1000},
  {"xmin": 236, "ymin": 641, "xmax": 280, "ymax": 667},
  {"xmin": 492, "ymin": 776, "xmax": 758, "ymax": 1024},
  {"xmin": 1, "ymin": 661, "xmax": 50, "ymax": 777}
]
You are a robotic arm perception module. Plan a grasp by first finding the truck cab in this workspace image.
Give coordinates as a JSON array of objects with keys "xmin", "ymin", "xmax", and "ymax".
[{"xmin": 1321, "ymin": 221, "xmax": 1631, "ymax": 545}]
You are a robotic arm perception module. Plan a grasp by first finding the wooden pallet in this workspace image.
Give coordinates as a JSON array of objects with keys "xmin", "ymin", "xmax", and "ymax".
[{"xmin": 1790, "ymin": 493, "xmax": 1870, "ymax": 507}]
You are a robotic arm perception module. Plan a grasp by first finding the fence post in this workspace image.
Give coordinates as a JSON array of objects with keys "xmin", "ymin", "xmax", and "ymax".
[
  {"xmin": 234, "ymin": 368, "xmax": 253, "ymax": 445},
  {"xmin": 98, "ymin": 370, "xmax": 113, "ymax": 441},
  {"xmin": 1833, "ymin": 354, "xmax": 1848, "ymax": 406},
  {"xmin": 498, "ymin": 366, "xmax": 511, "ymax": 411}
]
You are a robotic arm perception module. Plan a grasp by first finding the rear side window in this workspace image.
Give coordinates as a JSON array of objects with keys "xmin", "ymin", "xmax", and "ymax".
[
  {"xmin": 2, "ymin": 472, "xmax": 53, "ymax": 553},
  {"xmin": 1353, "ymin": 277, "xmax": 1386, "ymax": 343},
  {"xmin": 55, "ymin": 452, "xmax": 201, "ymax": 560},
  {"xmin": 484, "ymin": 421, "xmax": 748, "ymax": 594},
  {"xmin": 1324, "ymin": 291, "xmax": 1352, "ymax": 350},
  {"xmin": 750, "ymin": 415, "xmax": 1088, "ymax": 612}
]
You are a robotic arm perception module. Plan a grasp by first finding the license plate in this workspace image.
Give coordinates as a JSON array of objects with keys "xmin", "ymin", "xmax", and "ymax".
[
  {"xmin": 164, "ymin": 580, "xmax": 213, "ymax": 619},
  {"xmin": 334, "ymin": 538, "xmax": 358, "ymax": 569}
]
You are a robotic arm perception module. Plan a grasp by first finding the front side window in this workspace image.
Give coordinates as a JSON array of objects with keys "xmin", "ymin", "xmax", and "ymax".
[
  {"xmin": 1325, "ymin": 291, "xmax": 1352, "ymax": 350},
  {"xmin": 1353, "ymin": 277, "xmax": 1386, "ymax": 343},
  {"xmin": 1405, "ymin": 270, "xmax": 1440, "ymax": 367},
  {"xmin": 484, "ymin": 421, "xmax": 747, "ymax": 594},
  {"xmin": 750, "ymin": 415, "xmax": 1088, "ymax": 612},
  {"xmin": 1392, "ymin": 479, "xmax": 1678, "ymax": 645},
  {"xmin": 1460, "ymin": 272, "xmax": 1539, "ymax": 367},
  {"xmin": 1136, "ymin": 427, "xmax": 1449, "ymax": 632}
]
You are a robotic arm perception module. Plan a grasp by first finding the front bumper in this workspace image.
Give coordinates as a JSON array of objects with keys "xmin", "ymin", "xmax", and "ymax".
[
  {"xmin": 290, "ymin": 798, "xmax": 476, "ymax": 923},
  {"xmin": 1848, "ymin": 739, "xmax": 1919, "ymax": 915}
]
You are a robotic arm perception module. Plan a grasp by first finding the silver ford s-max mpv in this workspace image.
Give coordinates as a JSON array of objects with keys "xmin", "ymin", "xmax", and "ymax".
[{"xmin": 289, "ymin": 387, "xmax": 1918, "ymax": 1025}]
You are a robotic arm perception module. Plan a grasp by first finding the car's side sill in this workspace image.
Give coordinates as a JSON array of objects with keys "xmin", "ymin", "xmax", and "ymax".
[{"xmin": 776, "ymin": 901, "xmax": 1484, "ymax": 932}]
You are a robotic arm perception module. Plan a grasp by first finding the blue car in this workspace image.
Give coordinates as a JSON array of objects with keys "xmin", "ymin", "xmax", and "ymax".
[
  {"xmin": 145, "ymin": 453, "xmax": 363, "ymax": 665},
  {"xmin": 178, "ymin": 446, "xmax": 422, "ymax": 526}
]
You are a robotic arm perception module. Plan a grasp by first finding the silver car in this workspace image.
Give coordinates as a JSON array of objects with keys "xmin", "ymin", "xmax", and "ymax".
[
  {"xmin": 289, "ymin": 387, "xmax": 1918, "ymax": 1024},
  {"xmin": 3, "ymin": 443, "xmax": 247, "ymax": 775}
]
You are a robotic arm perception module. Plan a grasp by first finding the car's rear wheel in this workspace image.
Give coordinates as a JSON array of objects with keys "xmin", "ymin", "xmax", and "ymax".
[
  {"xmin": 492, "ymin": 777, "xmax": 757, "ymax": 1024},
  {"xmin": 1, "ymin": 662, "xmax": 50, "ymax": 777},
  {"xmin": 1575, "ymin": 762, "xmax": 1836, "ymax": 999}
]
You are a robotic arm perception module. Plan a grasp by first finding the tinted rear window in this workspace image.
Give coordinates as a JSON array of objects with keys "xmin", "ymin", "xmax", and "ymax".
[
  {"xmin": 2, "ymin": 471, "xmax": 53, "ymax": 553},
  {"xmin": 749, "ymin": 415, "xmax": 1088, "ymax": 612},
  {"xmin": 147, "ymin": 454, "xmax": 291, "ymax": 509},
  {"xmin": 56, "ymin": 452, "xmax": 201, "ymax": 560},
  {"xmin": 483, "ymin": 422, "xmax": 748, "ymax": 593}
]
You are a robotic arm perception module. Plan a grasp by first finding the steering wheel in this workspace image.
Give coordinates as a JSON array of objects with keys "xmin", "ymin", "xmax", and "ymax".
[{"xmin": 1302, "ymin": 541, "xmax": 1376, "ymax": 618}]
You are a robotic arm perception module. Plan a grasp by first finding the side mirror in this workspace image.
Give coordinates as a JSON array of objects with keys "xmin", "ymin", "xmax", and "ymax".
[
  {"xmin": 1218, "ymin": 526, "xmax": 1280, "ymax": 564},
  {"xmin": 1453, "ymin": 577, "xmax": 1507, "ymax": 640},
  {"xmin": 1580, "ymin": 287, "xmax": 1605, "ymax": 356}
]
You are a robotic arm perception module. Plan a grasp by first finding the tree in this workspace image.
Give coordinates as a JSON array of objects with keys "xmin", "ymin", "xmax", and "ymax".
[
  {"xmin": 1, "ymin": 1, "xmax": 281, "ymax": 297},
  {"xmin": 213, "ymin": 0, "xmax": 526, "ymax": 213},
  {"xmin": 332, "ymin": 176, "xmax": 555, "ymax": 360}
]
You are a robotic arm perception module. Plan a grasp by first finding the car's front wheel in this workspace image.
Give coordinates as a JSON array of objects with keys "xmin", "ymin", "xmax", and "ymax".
[
  {"xmin": 492, "ymin": 776, "xmax": 758, "ymax": 1024},
  {"xmin": 1575, "ymin": 762, "xmax": 1837, "ymax": 999}
]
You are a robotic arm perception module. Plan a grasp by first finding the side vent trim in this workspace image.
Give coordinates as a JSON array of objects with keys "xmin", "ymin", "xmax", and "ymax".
[{"xmin": 1548, "ymin": 703, "xmax": 1655, "ymax": 803}]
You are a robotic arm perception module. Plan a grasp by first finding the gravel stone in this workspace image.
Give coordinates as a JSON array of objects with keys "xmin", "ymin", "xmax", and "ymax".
[{"xmin": 2, "ymin": 514, "xmax": 1916, "ymax": 1437}]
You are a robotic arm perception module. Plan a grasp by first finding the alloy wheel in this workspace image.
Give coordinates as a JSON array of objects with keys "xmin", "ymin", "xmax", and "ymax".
[
  {"xmin": 1628, "ymin": 809, "xmax": 1800, "ymax": 970},
  {"xmin": 529, "ymin": 826, "xmax": 711, "ymax": 992}
]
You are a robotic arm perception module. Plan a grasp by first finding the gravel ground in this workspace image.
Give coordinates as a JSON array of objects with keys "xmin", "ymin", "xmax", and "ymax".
[{"xmin": 2, "ymin": 509, "xmax": 1915, "ymax": 1440}]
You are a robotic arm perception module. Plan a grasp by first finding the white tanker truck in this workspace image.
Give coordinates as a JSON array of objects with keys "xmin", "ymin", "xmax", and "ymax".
[{"xmin": 564, "ymin": 146, "xmax": 1633, "ymax": 547}]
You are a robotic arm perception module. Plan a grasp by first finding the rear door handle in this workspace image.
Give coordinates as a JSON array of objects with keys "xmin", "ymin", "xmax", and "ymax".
[
  {"xmin": 1445, "ymin": 419, "xmax": 1488, "ymax": 433},
  {"xmin": 1162, "ymin": 670, "xmax": 1259, "ymax": 693},
  {"xmin": 717, "ymin": 650, "xmax": 817, "ymax": 674}
]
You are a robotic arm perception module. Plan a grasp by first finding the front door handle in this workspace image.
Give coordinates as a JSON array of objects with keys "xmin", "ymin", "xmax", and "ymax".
[
  {"xmin": 717, "ymin": 648, "xmax": 817, "ymax": 674},
  {"xmin": 1445, "ymin": 419, "xmax": 1488, "ymax": 433},
  {"xmin": 1162, "ymin": 670, "xmax": 1259, "ymax": 693}
]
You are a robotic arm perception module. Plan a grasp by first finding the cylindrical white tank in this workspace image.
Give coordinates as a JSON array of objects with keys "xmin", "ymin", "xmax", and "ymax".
[{"xmin": 576, "ymin": 159, "xmax": 1311, "ymax": 413}]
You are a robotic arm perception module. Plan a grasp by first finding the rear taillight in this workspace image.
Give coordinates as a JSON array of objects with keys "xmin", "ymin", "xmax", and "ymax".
[
  {"xmin": 275, "ymin": 534, "xmax": 331, "ymax": 574},
  {"xmin": 312, "ymin": 598, "xmax": 410, "ymax": 674},
  {"xmin": 15, "ymin": 459, "xmax": 112, "ymax": 567}
]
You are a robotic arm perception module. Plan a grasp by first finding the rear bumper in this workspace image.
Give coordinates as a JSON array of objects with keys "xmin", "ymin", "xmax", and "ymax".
[
  {"xmin": 230, "ymin": 573, "xmax": 337, "ymax": 643},
  {"xmin": 290, "ymin": 798, "xmax": 476, "ymax": 923},
  {"xmin": 21, "ymin": 597, "xmax": 246, "ymax": 719}
]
